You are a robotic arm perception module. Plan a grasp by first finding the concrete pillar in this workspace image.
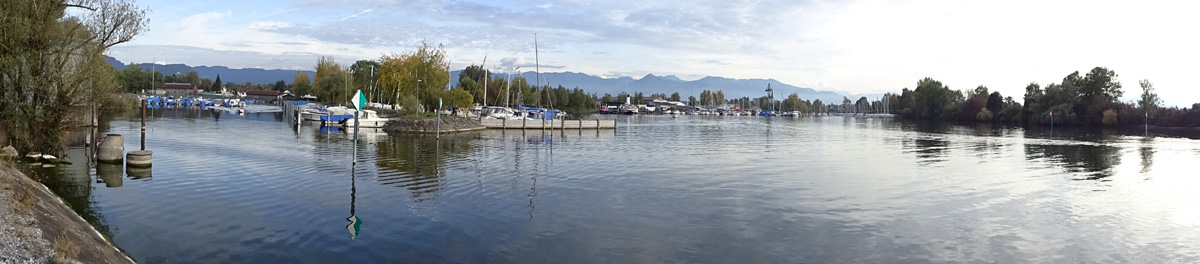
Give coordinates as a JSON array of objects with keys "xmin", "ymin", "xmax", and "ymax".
[
  {"xmin": 126, "ymin": 150, "xmax": 152, "ymax": 168},
  {"xmin": 97, "ymin": 134, "xmax": 124, "ymax": 163}
]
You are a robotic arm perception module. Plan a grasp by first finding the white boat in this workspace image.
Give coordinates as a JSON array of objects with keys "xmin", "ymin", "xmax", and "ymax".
[{"xmin": 338, "ymin": 110, "xmax": 390, "ymax": 128}]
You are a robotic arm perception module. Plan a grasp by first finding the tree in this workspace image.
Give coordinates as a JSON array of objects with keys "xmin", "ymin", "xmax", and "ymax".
[
  {"xmin": 1081, "ymin": 67, "xmax": 1123, "ymax": 103},
  {"xmin": 293, "ymin": 72, "xmax": 311, "ymax": 96},
  {"xmin": 273, "ymin": 80, "xmax": 287, "ymax": 91},
  {"xmin": 1, "ymin": 0, "xmax": 149, "ymax": 155},
  {"xmin": 442, "ymin": 88, "xmax": 473, "ymax": 110},
  {"xmin": 670, "ymin": 92, "xmax": 680, "ymax": 101},
  {"xmin": 349, "ymin": 60, "xmax": 381, "ymax": 101},
  {"xmin": 968, "ymin": 85, "xmax": 989, "ymax": 102},
  {"xmin": 986, "ymin": 92, "xmax": 1003, "ymax": 114},
  {"xmin": 688, "ymin": 96, "xmax": 697, "ymax": 106},
  {"xmin": 912, "ymin": 78, "xmax": 953, "ymax": 118},
  {"xmin": 315, "ymin": 68, "xmax": 351, "ymax": 104},
  {"xmin": 200, "ymin": 78, "xmax": 212, "ymax": 92},
  {"xmin": 378, "ymin": 42, "xmax": 449, "ymax": 111},
  {"xmin": 1138, "ymin": 79, "xmax": 1161, "ymax": 117},
  {"xmin": 213, "ymin": 74, "xmax": 222, "ymax": 91},
  {"xmin": 313, "ymin": 56, "xmax": 340, "ymax": 99},
  {"xmin": 186, "ymin": 71, "xmax": 200, "ymax": 88}
]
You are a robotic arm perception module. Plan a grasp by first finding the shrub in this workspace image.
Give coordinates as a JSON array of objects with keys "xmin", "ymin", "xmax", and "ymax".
[
  {"xmin": 976, "ymin": 108, "xmax": 994, "ymax": 122},
  {"xmin": 1102, "ymin": 109, "xmax": 1119, "ymax": 126},
  {"xmin": 398, "ymin": 95, "xmax": 421, "ymax": 116}
]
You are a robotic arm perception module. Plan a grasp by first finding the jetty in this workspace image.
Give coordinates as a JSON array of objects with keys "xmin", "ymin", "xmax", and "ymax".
[{"xmin": 481, "ymin": 119, "xmax": 616, "ymax": 129}]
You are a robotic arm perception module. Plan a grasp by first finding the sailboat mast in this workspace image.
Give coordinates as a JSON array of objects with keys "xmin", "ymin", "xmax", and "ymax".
[{"xmin": 535, "ymin": 33, "xmax": 541, "ymax": 108}]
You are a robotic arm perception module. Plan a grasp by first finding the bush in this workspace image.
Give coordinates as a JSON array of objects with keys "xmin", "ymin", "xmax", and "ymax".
[
  {"xmin": 1102, "ymin": 109, "xmax": 1118, "ymax": 126},
  {"xmin": 976, "ymin": 108, "xmax": 994, "ymax": 122},
  {"xmin": 398, "ymin": 95, "xmax": 421, "ymax": 116}
]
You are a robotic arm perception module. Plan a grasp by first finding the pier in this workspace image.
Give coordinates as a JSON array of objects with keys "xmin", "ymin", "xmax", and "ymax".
[{"xmin": 481, "ymin": 119, "xmax": 616, "ymax": 129}]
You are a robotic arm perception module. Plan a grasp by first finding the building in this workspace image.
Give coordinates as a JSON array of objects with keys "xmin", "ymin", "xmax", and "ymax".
[
  {"xmin": 156, "ymin": 83, "xmax": 198, "ymax": 97},
  {"xmin": 239, "ymin": 88, "xmax": 281, "ymax": 102}
]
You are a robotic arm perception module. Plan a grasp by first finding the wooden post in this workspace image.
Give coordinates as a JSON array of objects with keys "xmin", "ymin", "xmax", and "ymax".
[
  {"xmin": 596, "ymin": 119, "xmax": 600, "ymax": 129},
  {"xmin": 522, "ymin": 118, "xmax": 527, "ymax": 129}
]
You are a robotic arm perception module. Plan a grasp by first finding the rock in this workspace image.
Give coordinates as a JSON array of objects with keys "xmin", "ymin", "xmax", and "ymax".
[{"xmin": 0, "ymin": 146, "xmax": 16, "ymax": 159}]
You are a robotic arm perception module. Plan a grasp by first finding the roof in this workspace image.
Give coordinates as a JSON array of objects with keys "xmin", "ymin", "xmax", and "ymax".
[
  {"xmin": 244, "ymin": 90, "xmax": 280, "ymax": 96},
  {"xmin": 157, "ymin": 83, "xmax": 195, "ymax": 90}
]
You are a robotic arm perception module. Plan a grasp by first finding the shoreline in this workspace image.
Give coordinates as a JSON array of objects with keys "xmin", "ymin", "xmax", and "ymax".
[{"xmin": 0, "ymin": 160, "xmax": 135, "ymax": 264}]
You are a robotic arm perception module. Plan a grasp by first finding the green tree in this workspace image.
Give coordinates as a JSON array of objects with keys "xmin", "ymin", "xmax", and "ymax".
[
  {"xmin": 1, "ymin": 0, "xmax": 148, "ymax": 155},
  {"xmin": 313, "ymin": 56, "xmax": 340, "ymax": 99},
  {"xmin": 1138, "ymin": 79, "xmax": 1160, "ymax": 118},
  {"xmin": 350, "ymin": 60, "xmax": 381, "ymax": 101},
  {"xmin": 213, "ymin": 74, "xmax": 222, "ymax": 91},
  {"xmin": 670, "ymin": 92, "xmax": 680, "ymax": 101},
  {"xmin": 912, "ymin": 77, "xmax": 953, "ymax": 118},
  {"xmin": 186, "ymin": 71, "xmax": 200, "ymax": 88},
  {"xmin": 986, "ymin": 92, "xmax": 1003, "ymax": 114},
  {"xmin": 273, "ymin": 80, "xmax": 287, "ymax": 91},
  {"xmin": 200, "ymin": 78, "xmax": 212, "ymax": 92},
  {"xmin": 315, "ymin": 68, "xmax": 351, "ymax": 104},
  {"xmin": 442, "ymin": 88, "xmax": 473, "ymax": 109},
  {"xmin": 293, "ymin": 72, "xmax": 311, "ymax": 96},
  {"xmin": 378, "ymin": 42, "xmax": 450, "ymax": 111}
]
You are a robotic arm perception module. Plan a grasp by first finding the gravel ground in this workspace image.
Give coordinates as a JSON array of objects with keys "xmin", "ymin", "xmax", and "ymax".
[{"xmin": 0, "ymin": 175, "xmax": 52, "ymax": 264}]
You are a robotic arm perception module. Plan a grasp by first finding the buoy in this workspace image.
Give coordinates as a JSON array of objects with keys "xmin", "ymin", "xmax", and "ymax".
[
  {"xmin": 98, "ymin": 134, "xmax": 124, "ymax": 163},
  {"xmin": 126, "ymin": 150, "xmax": 152, "ymax": 168}
]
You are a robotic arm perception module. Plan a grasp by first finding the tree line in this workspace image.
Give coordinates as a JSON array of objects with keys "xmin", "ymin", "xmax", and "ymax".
[
  {"xmin": 116, "ymin": 65, "xmax": 294, "ymax": 94},
  {"xmin": 894, "ymin": 66, "xmax": 1197, "ymax": 127}
]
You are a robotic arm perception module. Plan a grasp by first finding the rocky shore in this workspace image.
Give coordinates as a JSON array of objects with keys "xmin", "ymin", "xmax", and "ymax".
[
  {"xmin": 383, "ymin": 116, "xmax": 486, "ymax": 133},
  {"xmin": 0, "ymin": 150, "xmax": 134, "ymax": 264}
]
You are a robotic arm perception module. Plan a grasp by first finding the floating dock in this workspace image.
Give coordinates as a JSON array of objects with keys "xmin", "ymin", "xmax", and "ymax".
[{"xmin": 481, "ymin": 119, "xmax": 616, "ymax": 129}]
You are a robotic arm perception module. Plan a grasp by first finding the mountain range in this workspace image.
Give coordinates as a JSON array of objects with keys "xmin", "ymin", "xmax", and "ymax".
[
  {"xmin": 105, "ymin": 56, "xmax": 316, "ymax": 86},
  {"xmin": 106, "ymin": 56, "xmax": 861, "ymax": 103},
  {"xmin": 458, "ymin": 72, "xmax": 854, "ymax": 103}
]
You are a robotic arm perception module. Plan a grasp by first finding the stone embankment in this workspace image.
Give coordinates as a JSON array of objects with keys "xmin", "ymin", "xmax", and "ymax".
[
  {"xmin": 383, "ymin": 116, "xmax": 486, "ymax": 133},
  {"xmin": 1, "ymin": 146, "xmax": 134, "ymax": 264}
]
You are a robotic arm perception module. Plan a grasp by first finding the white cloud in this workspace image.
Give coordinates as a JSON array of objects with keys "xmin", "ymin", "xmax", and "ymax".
[{"xmin": 114, "ymin": 0, "xmax": 1200, "ymax": 106}]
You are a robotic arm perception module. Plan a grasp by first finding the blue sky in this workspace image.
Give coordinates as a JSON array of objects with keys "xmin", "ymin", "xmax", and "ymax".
[{"xmin": 108, "ymin": 0, "xmax": 1200, "ymax": 106}]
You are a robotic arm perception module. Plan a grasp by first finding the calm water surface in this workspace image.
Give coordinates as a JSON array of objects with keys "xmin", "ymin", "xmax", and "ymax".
[{"xmin": 18, "ymin": 108, "xmax": 1200, "ymax": 263}]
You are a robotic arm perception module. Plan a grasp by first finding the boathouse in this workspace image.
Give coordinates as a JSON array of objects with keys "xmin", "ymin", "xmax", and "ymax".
[{"xmin": 157, "ymin": 83, "xmax": 198, "ymax": 97}]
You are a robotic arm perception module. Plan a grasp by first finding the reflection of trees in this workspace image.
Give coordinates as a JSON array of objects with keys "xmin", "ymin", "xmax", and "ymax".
[
  {"xmin": 19, "ymin": 146, "xmax": 116, "ymax": 239},
  {"xmin": 374, "ymin": 132, "xmax": 476, "ymax": 201},
  {"xmin": 1024, "ymin": 144, "xmax": 1121, "ymax": 181},
  {"xmin": 1139, "ymin": 138, "xmax": 1154, "ymax": 174},
  {"xmin": 911, "ymin": 138, "xmax": 949, "ymax": 165}
]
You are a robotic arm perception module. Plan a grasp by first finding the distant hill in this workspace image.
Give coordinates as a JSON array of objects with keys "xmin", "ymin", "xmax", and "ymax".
[
  {"xmin": 451, "ymin": 71, "xmax": 852, "ymax": 103},
  {"xmin": 105, "ymin": 56, "xmax": 314, "ymax": 84}
]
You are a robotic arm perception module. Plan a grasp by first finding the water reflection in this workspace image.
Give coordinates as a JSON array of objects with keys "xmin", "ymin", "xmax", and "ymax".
[
  {"xmin": 1024, "ymin": 144, "xmax": 1121, "ymax": 181},
  {"xmin": 909, "ymin": 137, "xmax": 949, "ymax": 165},
  {"xmin": 96, "ymin": 163, "xmax": 123, "ymax": 187},
  {"xmin": 374, "ymin": 132, "xmax": 477, "ymax": 201},
  {"xmin": 1140, "ymin": 137, "xmax": 1155, "ymax": 175},
  {"xmin": 18, "ymin": 146, "xmax": 116, "ymax": 239}
]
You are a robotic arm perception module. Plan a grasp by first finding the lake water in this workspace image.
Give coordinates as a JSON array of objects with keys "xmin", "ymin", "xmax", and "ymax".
[{"xmin": 18, "ymin": 108, "xmax": 1200, "ymax": 263}]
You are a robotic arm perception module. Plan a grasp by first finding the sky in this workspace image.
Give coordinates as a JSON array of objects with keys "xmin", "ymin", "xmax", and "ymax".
[{"xmin": 107, "ymin": 0, "xmax": 1200, "ymax": 106}]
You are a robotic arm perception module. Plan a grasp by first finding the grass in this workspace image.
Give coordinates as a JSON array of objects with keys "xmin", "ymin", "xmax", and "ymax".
[
  {"xmin": 404, "ymin": 112, "xmax": 438, "ymax": 120},
  {"xmin": 53, "ymin": 233, "xmax": 80, "ymax": 261},
  {"xmin": 13, "ymin": 185, "xmax": 36, "ymax": 213}
]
